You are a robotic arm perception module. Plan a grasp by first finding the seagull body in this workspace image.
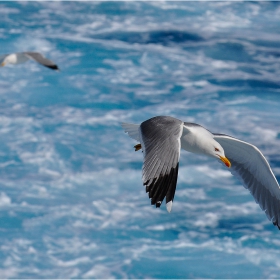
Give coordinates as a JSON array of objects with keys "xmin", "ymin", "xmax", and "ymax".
[
  {"xmin": 0, "ymin": 52, "xmax": 59, "ymax": 70},
  {"xmin": 122, "ymin": 116, "xmax": 280, "ymax": 229}
]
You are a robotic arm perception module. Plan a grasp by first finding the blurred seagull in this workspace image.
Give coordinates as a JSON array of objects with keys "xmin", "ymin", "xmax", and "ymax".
[
  {"xmin": 122, "ymin": 116, "xmax": 280, "ymax": 229},
  {"xmin": 0, "ymin": 52, "xmax": 59, "ymax": 71}
]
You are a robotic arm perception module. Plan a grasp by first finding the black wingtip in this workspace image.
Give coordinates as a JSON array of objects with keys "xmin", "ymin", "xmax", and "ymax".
[
  {"xmin": 144, "ymin": 163, "xmax": 179, "ymax": 210},
  {"xmin": 156, "ymin": 202, "xmax": 161, "ymax": 208},
  {"xmin": 46, "ymin": 64, "xmax": 60, "ymax": 71},
  {"xmin": 272, "ymin": 221, "xmax": 280, "ymax": 230}
]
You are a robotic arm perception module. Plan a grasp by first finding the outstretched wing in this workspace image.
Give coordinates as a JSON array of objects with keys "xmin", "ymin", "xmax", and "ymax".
[
  {"xmin": 140, "ymin": 116, "xmax": 183, "ymax": 212},
  {"xmin": 214, "ymin": 133, "xmax": 280, "ymax": 229},
  {"xmin": 24, "ymin": 52, "xmax": 59, "ymax": 70}
]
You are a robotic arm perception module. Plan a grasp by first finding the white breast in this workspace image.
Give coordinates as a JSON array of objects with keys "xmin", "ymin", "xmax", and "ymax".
[{"xmin": 5, "ymin": 53, "xmax": 29, "ymax": 64}]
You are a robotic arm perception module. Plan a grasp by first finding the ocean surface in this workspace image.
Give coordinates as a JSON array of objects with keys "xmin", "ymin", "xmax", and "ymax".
[{"xmin": 1, "ymin": 1, "xmax": 280, "ymax": 278}]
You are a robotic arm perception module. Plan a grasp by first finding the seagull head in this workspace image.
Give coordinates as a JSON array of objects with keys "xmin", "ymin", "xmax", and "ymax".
[
  {"xmin": 210, "ymin": 141, "xmax": 231, "ymax": 168},
  {"xmin": 1, "ymin": 57, "xmax": 9, "ymax": 67},
  {"xmin": 1, "ymin": 54, "xmax": 17, "ymax": 66},
  {"xmin": 200, "ymin": 136, "xmax": 231, "ymax": 168},
  {"xmin": 1, "ymin": 56, "xmax": 10, "ymax": 67}
]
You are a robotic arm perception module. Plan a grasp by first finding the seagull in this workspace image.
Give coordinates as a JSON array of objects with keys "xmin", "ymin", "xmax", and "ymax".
[
  {"xmin": 122, "ymin": 116, "xmax": 280, "ymax": 229},
  {"xmin": 0, "ymin": 52, "xmax": 59, "ymax": 70}
]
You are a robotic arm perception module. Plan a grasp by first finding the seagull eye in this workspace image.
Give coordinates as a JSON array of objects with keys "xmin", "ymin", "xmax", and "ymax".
[{"xmin": 215, "ymin": 148, "xmax": 220, "ymax": 152}]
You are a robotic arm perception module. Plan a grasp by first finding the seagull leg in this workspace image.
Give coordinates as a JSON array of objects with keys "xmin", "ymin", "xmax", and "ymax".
[{"xmin": 134, "ymin": 144, "xmax": 142, "ymax": 151}]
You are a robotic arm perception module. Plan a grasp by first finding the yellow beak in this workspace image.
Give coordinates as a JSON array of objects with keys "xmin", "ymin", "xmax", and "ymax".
[
  {"xmin": 1, "ymin": 62, "xmax": 5, "ymax": 67},
  {"xmin": 219, "ymin": 156, "xmax": 231, "ymax": 168}
]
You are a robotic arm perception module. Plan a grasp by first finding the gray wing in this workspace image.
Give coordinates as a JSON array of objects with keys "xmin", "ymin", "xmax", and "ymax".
[
  {"xmin": 214, "ymin": 133, "xmax": 280, "ymax": 229},
  {"xmin": 24, "ymin": 52, "xmax": 59, "ymax": 70},
  {"xmin": 140, "ymin": 116, "xmax": 183, "ymax": 212}
]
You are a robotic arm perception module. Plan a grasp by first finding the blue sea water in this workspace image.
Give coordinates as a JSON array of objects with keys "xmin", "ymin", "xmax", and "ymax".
[{"xmin": 1, "ymin": 1, "xmax": 280, "ymax": 278}]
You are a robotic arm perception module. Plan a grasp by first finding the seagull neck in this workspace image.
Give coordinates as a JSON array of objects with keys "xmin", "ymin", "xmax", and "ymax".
[{"xmin": 181, "ymin": 125, "xmax": 214, "ymax": 156}]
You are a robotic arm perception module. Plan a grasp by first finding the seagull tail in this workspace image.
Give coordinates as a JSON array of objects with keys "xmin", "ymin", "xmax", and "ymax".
[{"xmin": 121, "ymin": 122, "xmax": 140, "ymax": 141}]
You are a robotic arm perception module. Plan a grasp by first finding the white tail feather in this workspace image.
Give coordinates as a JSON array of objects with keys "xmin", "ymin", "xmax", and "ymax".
[{"xmin": 121, "ymin": 122, "xmax": 140, "ymax": 141}]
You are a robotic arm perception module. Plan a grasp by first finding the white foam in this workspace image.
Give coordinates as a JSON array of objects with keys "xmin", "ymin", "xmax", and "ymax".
[
  {"xmin": 193, "ymin": 212, "xmax": 219, "ymax": 228},
  {"xmin": 54, "ymin": 256, "xmax": 91, "ymax": 267},
  {"xmin": 83, "ymin": 264, "xmax": 114, "ymax": 278},
  {"xmin": 0, "ymin": 192, "xmax": 11, "ymax": 206}
]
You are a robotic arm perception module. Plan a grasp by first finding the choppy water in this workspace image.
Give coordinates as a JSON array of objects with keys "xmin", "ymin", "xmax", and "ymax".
[{"xmin": 1, "ymin": 1, "xmax": 280, "ymax": 278}]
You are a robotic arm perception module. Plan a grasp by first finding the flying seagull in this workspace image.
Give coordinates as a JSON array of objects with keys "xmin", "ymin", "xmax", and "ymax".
[
  {"xmin": 122, "ymin": 116, "xmax": 280, "ymax": 229},
  {"xmin": 0, "ymin": 52, "xmax": 59, "ymax": 70}
]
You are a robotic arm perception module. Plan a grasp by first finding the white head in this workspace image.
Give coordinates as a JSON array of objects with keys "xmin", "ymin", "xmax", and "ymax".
[
  {"xmin": 204, "ymin": 138, "xmax": 231, "ymax": 168},
  {"xmin": 182, "ymin": 124, "xmax": 231, "ymax": 168},
  {"xmin": 1, "ymin": 54, "xmax": 17, "ymax": 66}
]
